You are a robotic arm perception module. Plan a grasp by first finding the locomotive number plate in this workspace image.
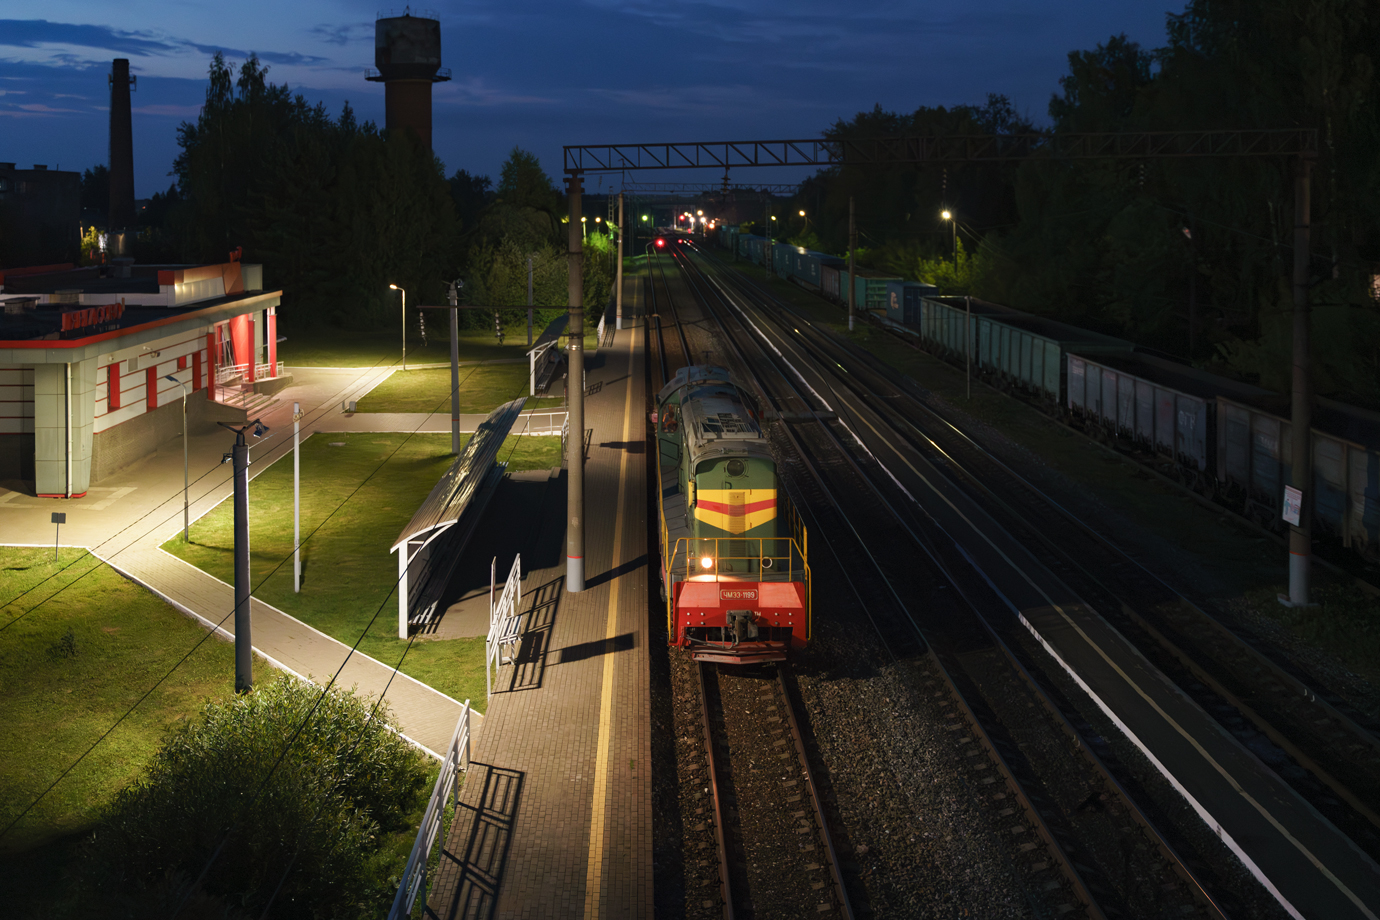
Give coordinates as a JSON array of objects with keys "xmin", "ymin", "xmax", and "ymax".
[{"xmin": 719, "ymin": 588, "xmax": 757, "ymax": 601}]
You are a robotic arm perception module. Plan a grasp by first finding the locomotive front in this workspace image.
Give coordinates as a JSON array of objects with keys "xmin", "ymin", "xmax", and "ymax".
[{"xmin": 655, "ymin": 366, "xmax": 810, "ymax": 664}]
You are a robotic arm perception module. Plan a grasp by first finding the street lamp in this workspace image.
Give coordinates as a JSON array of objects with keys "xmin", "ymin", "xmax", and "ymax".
[
  {"xmin": 941, "ymin": 210, "xmax": 957, "ymax": 268},
  {"xmin": 581, "ymin": 215, "xmax": 587, "ymax": 240},
  {"xmin": 164, "ymin": 373, "xmax": 189, "ymax": 541},
  {"xmin": 389, "ymin": 284, "xmax": 407, "ymax": 371}
]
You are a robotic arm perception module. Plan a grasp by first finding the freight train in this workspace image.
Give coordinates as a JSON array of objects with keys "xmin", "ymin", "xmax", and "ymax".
[
  {"xmin": 654, "ymin": 365, "xmax": 811, "ymax": 664},
  {"xmin": 713, "ymin": 225, "xmax": 1380, "ymax": 564}
]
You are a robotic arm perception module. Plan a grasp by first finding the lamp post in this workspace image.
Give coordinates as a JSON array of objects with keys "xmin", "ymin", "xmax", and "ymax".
[
  {"xmin": 389, "ymin": 284, "xmax": 407, "ymax": 371},
  {"xmin": 941, "ymin": 210, "xmax": 957, "ymax": 269},
  {"xmin": 581, "ymin": 215, "xmax": 587, "ymax": 240},
  {"xmin": 293, "ymin": 401, "xmax": 302, "ymax": 592},
  {"xmin": 218, "ymin": 417, "xmax": 270, "ymax": 693},
  {"xmin": 164, "ymin": 373, "xmax": 189, "ymax": 541}
]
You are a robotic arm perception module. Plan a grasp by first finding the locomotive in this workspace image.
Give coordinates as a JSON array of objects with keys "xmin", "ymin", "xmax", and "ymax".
[{"xmin": 654, "ymin": 365, "xmax": 810, "ymax": 664}]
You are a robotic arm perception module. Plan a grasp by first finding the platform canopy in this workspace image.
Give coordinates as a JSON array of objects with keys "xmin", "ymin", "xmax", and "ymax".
[{"xmin": 391, "ymin": 397, "xmax": 526, "ymax": 554}]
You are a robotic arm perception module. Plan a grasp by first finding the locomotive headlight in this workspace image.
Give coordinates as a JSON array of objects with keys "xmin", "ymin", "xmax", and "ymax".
[{"xmin": 700, "ymin": 556, "xmax": 715, "ymax": 570}]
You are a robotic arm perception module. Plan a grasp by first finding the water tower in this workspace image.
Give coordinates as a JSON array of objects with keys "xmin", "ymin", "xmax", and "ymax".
[{"xmin": 366, "ymin": 8, "xmax": 451, "ymax": 150}]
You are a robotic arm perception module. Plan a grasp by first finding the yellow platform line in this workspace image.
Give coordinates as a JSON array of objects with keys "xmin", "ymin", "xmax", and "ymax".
[{"xmin": 583, "ymin": 322, "xmax": 637, "ymax": 918}]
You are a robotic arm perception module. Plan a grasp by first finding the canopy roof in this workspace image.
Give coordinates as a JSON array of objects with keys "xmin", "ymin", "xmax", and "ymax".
[{"xmin": 390, "ymin": 397, "xmax": 526, "ymax": 552}]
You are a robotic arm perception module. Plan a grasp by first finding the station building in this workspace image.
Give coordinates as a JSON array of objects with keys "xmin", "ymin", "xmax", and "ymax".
[{"xmin": 0, "ymin": 259, "xmax": 285, "ymax": 496}]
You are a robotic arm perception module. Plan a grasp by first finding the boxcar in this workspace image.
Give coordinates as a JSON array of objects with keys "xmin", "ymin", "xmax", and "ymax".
[
  {"xmin": 1068, "ymin": 352, "xmax": 1268, "ymax": 477},
  {"xmin": 1217, "ymin": 395, "xmax": 1380, "ymax": 550},
  {"xmin": 883, "ymin": 281, "xmax": 937, "ymax": 324},
  {"xmin": 836, "ymin": 268, "xmax": 901, "ymax": 312},
  {"xmin": 975, "ymin": 310, "xmax": 1131, "ymax": 405}
]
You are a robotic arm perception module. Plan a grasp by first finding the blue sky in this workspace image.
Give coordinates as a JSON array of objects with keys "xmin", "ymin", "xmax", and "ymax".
[{"xmin": 0, "ymin": 0, "xmax": 1175, "ymax": 196}]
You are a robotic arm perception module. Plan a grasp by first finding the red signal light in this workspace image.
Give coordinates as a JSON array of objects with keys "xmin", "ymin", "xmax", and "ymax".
[{"xmin": 655, "ymin": 238, "xmax": 665, "ymax": 248}]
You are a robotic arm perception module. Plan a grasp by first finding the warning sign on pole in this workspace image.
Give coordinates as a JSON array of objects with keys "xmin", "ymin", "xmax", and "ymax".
[{"xmin": 1282, "ymin": 486, "xmax": 1303, "ymax": 526}]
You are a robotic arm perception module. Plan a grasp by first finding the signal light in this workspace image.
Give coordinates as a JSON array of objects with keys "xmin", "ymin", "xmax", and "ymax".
[{"xmin": 655, "ymin": 238, "xmax": 665, "ymax": 248}]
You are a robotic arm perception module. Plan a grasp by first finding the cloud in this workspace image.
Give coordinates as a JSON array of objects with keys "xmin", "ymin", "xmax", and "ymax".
[
  {"xmin": 0, "ymin": 20, "xmax": 179, "ymax": 56},
  {"xmin": 132, "ymin": 103, "xmax": 203, "ymax": 118},
  {"xmin": 0, "ymin": 20, "xmax": 332, "ymax": 71},
  {"xmin": 310, "ymin": 23, "xmax": 372, "ymax": 47},
  {"xmin": 436, "ymin": 78, "xmax": 556, "ymax": 107}
]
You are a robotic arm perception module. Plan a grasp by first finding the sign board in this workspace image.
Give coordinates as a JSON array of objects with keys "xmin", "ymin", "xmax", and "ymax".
[
  {"xmin": 51, "ymin": 512, "xmax": 66, "ymax": 524},
  {"xmin": 1282, "ymin": 486, "xmax": 1303, "ymax": 526}
]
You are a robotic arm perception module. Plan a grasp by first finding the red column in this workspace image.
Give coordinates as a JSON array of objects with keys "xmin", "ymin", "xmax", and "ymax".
[
  {"xmin": 206, "ymin": 331, "xmax": 216, "ymax": 401},
  {"xmin": 229, "ymin": 314, "xmax": 251, "ymax": 372},
  {"xmin": 146, "ymin": 367, "xmax": 157, "ymax": 411},
  {"xmin": 108, "ymin": 363, "xmax": 121, "ymax": 410},
  {"xmin": 266, "ymin": 309, "xmax": 277, "ymax": 376},
  {"xmin": 193, "ymin": 349, "xmax": 203, "ymax": 391}
]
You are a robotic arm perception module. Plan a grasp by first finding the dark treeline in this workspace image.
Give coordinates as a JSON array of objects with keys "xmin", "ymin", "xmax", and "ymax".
[
  {"xmin": 797, "ymin": 0, "xmax": 1380, "ymax": 405},
  {"xmin": 131, "ymin": 53, "xmax": 610, "ymax": 334}
]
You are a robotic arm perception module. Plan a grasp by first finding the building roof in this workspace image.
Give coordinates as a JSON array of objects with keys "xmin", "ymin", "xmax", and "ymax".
[
  {"xmin": 391, "ymin": 398, "xmax": 527, "ymax": 552},
  {"xmin": 0, "ymin": 289, "xmax": 281, "ymax": 364}
]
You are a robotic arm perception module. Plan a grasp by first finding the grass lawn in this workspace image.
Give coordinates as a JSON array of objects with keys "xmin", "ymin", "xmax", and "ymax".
[
  {"xmin": 0, "ymin": 546, "xmax": 240, "ymax": 914},
  {"xmin": 357, "ymin": 364, "xmax": 565, "ymax": 415},
  {"xmin": 161, "ymin": 432, "xmax": 562, "ymax": 711},
  {"xmin": 279, "ymin": 325, "xmax": 599, "ymax": 368}
]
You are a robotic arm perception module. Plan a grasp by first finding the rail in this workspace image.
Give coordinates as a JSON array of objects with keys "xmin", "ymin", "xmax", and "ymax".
[{"xmin": 385, "ymin": 701, "xmax": 473, "ymax": 920}]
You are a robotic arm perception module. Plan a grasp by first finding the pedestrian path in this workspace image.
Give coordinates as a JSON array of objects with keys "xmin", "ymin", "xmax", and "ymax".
[
  {"xmin": 1, "ymin": 361, "xmax": 476, "ymax": 754},
  {"xmin": 427, "ymin": 320, "xmax": 653, "ymax": 919}
]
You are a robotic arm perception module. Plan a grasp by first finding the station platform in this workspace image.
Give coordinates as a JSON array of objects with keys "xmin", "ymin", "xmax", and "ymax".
[{"xmin": 427, "ymin": 319, "xmax": 653, "ymax": 919}]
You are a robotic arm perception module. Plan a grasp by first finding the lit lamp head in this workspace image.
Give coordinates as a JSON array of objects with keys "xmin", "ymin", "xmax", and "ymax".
[
  {"xmin": 941, "ymin": 210, "xmax": 952, "ymax": 221},
  {"xmin": 699, "ymin": 555, "xmax": 715, "ymax": 570},
  {"xmin": 799, "ymin": 210, "xmax": 805, "ymax": 217}
]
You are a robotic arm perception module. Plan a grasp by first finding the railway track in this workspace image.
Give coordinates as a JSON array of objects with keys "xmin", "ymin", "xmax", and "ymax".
[
  {"xmin": 674, "ymin": 240, "xmax": 1380, "ymax": 918},
  {"xmin": 690, "ymin": 244, "xmax": 1380, "ymax": 865},
  {"xmin": 662, "ymin": 243, "xmax": 1218, "ymax": 918},
  {"xmin": 685, "ymin": 661, "xmax": 854, "ymax": 919}
]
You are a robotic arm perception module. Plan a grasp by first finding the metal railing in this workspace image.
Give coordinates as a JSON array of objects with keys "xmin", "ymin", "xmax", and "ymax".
[
  {"xmin": 254, "ymin": 361, "xmax": 284, "ymax": 381},
  {"xmin": 486, "ymin": 555, "xmax": 523, "ymax": 700},
  {"xmin": 385, "ymin": 701, "xmax": 473, "ymax": 920},
  {"xmin": 215, "ymin": 363, "xmax": 248, "ymax": 385},
  {"xmin": 516, "ymin": 410, "xmax": 568, "ymax": 436}
]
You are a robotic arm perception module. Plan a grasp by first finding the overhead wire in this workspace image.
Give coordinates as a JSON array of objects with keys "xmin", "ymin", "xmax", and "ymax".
[
  {"xmin": 1, "ymin": 346, "xmax": 485, "ymax": 844},
  {"xmin": 173, "ymin": 338, "xmax": 562, "ymax": 915},
  {"xmin": 0, "ymin": 346, "xmax": 407, "ymax": 630}
]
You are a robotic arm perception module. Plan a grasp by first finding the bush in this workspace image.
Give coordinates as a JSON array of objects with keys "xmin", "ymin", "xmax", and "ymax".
[{"xmin": 79, "ymin": 676, "xmax": 428, "ymax": 919}]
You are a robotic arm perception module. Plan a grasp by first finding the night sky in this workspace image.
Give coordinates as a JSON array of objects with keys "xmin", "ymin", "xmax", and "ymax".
[{"xmin": 2, "ymin": 1, "xmax": 1172, "ymax": 196}]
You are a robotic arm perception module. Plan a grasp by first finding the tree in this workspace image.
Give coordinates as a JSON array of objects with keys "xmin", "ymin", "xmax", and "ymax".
[
  {"xmin": 79, "ymin": 677, "xmax": 428, "ymax": 919},
  {"xmin": 175, "ymin": 54, "xmax": 460, "ymax": 328}
]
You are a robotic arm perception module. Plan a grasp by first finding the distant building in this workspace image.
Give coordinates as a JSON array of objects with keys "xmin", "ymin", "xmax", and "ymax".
[
  {"xmin": 0, "ymin": 260, "xmax": 285, "ymax": 496},
  {"xmin": 0, "ymin": 163, "xmax": 81, "ymax": 267}
]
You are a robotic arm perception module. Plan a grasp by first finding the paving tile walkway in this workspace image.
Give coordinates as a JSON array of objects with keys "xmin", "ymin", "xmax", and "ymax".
[
  {"xmin": 1, "ymin": 361, "xmax": 476, "ymax": 754},
  {"xmin": 427, "ymin": 319, "xmax": 653, "ymax": 919}
]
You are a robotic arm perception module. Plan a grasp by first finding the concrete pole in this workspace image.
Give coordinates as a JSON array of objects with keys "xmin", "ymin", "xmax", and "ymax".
[
  {"xmin": 527, "ymin": 256, "xmax": 534, "ymax": 347},
  {"xmin": 565, "ymin": 173, "xmax": 586, "ymax": 593},
  {"xmin": 965, "ymin": 295, "xmax": 972, "ymax": 400},
  {"xmin": 616, "ymin": 192, "xmax": 625, "ymax": 330},
  {"xmin": 293, "ymin": 402, "xmax": 301, "ymax": 592},
  {"xmin": 232, "ymin": 434, "xmax": 252, "ymax": 693},
  {"xmin": 1285, "ymin": 157, "xmax": 1314, "ymax": 607},
  {"xmin": 401, "ymin": 287, "xmax": 407, "ymax": 372},
  {"xmin": 181, "ymin": 384, "xmax": 189, "ymax": 540},
  {"xmin": 448, "ymin": 283, "xmax": 461, "ymax": 456},
  {"xmin": 848, "ymin": 196, "xmax": 856, "ymax": 332}
]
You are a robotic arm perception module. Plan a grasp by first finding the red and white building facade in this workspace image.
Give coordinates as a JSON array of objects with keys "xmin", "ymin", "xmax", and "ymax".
[{"xmin": 0, "ymin": 260, "xmax": 283, "ymax": 496}]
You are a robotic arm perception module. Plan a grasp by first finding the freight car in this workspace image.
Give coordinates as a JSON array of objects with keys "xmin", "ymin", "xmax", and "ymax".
[{"xmin": 654, "ymin": 365, "xmax": 811, "ymax": 664}]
